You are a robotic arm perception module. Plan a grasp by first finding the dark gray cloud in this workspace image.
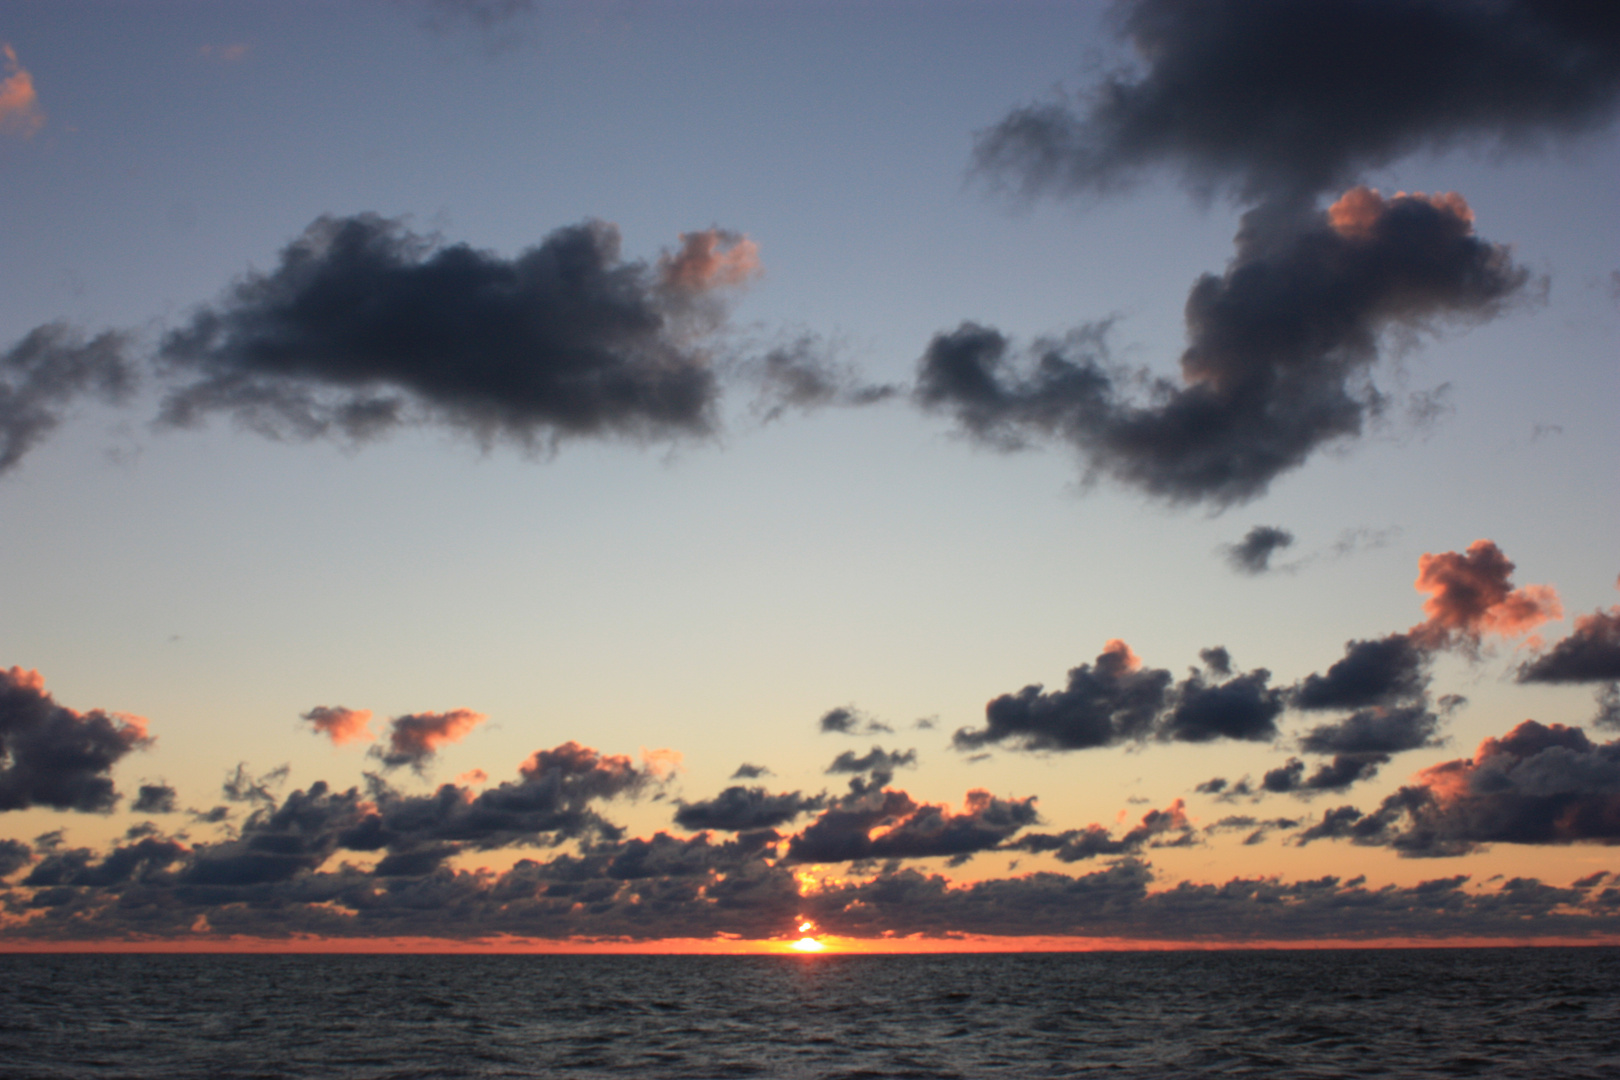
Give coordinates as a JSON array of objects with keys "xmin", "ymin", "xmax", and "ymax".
[
  {"xmin": 747, "ymin": 338, "xmax": 900, "ymax": 423},
  {"xmin": 1158, "ymin": 665, "xmax": 1284, "ymax": 743},
  {"xmin": 784, "ymin": 784, "xmax": 1038, "ymax": 866},
  {"xmin": 222, "ymin": 763, "xmax": 288, "ymax": 805},
  {"xmin": 16, "ymin": 841, "xmax": 1614, "ymax": 944},
  {"xmin": 1224, "ymin": 525, "xmax": 1294, "ymax": 574},
  {"xmin": 157, "ymin": 215, "xmax": 757, "ymax": 450},
  {"xmin": 1204, "ymin": 814, "xmax": 1300, "ymax": 846},
  {"xmin": 0, "ymin": 837, "xmax": 32, "ymax": 877},
  {"xmin": 1293, "ymin": 634, "xmax": 1430, "ymax": 711},
  {"xmin": 817, "ymin": 706, "xmax": 893, "ymax": 736},
  {"xmin": 1012, "ymin": 800, "xmax": 1197, "ymax": 862},
  {"xmin": 917, "ymin": 191, "xmax": 1529, "ymax": 505},
  {"xmin": 974, "ymin": 0, "xmax": 1620, "ymax": 205},
  {"xmin": 952, "ymin": 640, "xmax": 1170, "ymax": 752},
  {"xmin": 824, "ymin": 746, "xmax": 917, "ymax": 782},
  {"xmin": 0, "ymin": 323, "xmax": 137, "ymax": 475},
  {"xmin": 1518, "ymin": 606, "xmax": 1620, "ymax": 719},
  {"xmin": 0, "ymin": 666, "xmax": 151, "ymax": 813},
  {"xmin": 131, "ymin": 783, "xmax": 178, "ymax": 815},
  {"xmin": 1298, "ymin": 704, "xmax": 1442, "ymax": 757},
  {"xmin": 1262, "ymin": 754, "xmax": 1385, "ymax": 795},
  {"xmin": 1299, "ymin": 720, "xmax": 1620, "ymax": 856},
  {"xmin": 730, "ymin": 763, "xmax": 771, "ymax": 780},
  {"xmin": 672, "ymin": 786, "xmax": 825, "ymax": 833},
  {"xmin": 953, "ymin": 641, "xmax": 1280, "ymax": 752}
]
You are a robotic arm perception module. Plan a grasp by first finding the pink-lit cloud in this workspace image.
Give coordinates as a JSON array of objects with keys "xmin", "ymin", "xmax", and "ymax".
[
  {"xmin": 0, "ymin": 44, "xmax": 43, "ymax": 138},
  {"xmin": 374, "ymin": 708, "xmax": 486, "ymax": 771},
  {"xmin": 1411, "ymin": 540, "xmax": 1561, "ymax": 650},
  {"xmin": 658, "ymin": 229, "xmax": 761, "ymax": 293},
  {"xmin": 1327, "ymin": 187, "xmax": 1473, "ymax": 240},
  {"xmin": 301, "ymin": 705, "xmax": 375, "ymax": 746}
]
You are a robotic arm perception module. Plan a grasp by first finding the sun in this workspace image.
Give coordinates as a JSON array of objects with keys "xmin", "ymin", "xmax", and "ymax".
[{"xmin": 790, "ymin": 919, "xmax": 825, "ymax": 952}]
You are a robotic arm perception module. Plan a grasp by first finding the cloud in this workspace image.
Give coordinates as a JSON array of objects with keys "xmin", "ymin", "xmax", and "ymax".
[
  {"xmin": 1519, "ymin": 605, "xmax": 1620, "ymax": 682},
  {"xmin": 1410, "ymin": 539, "xmax": 1562, "ymax": 649},
  {"xmin": 222, "ymin": 762, "xmax": 288, "ymax": 805},
  {"xmin": 0, "ymin": 666, "xmax": 151, "ymax": 813},
  {"xmin": 746, "ymin": 337, "xmax": 900, "ymax": 422},
  {"xmin": 672, "ymin": 786, "xmax": 825, "ymax": 832},
  {"xmin": 1012, "ymin": 800, "xmax": 1197, "ymax": 861},
  {"xmin": 1298, "ymin": 704, "xmax": 1443, "ymax": 757},
  {"xmin": 370, "ymin": 709, "xmax": 487, "ymax": 772},
  {"xmin": 973, "ymin": 0, "xmax": 1620, "ymax": 205},
  {"xmin": 824, "ymin": 746, "xmax": 917, "ymax": 783},
  {"xmin": 730, "ymin": 762, "xmax": 771, "ymax": 780},
  {"xmin": 0, "ymin": 837, "xmax": 32, "ymax": 877},
  {"xmin": 0, "ymin": 324, "xmax": 139, "ymax": 476},
  {"xmin": 916, "ymin": 190, "xmax": 1529, "ymax": 505},
  {"xmin": 1300, "ymin": 720, "xmax": 1620, "ymax": 856},
  {"xmin": 0, "ymin": 44, "xmax": 43, "ymax": 138},
  {"xmin": 657, "ymin": 229, "xmax": 761, "ymax": 293},
  {"xmin": 1293, "ymin": 634, "xmax": 1430, "ymax": 711},
  {"xmin": 131, "ymin": 783, "xmax": 178, "ymax": 815},
  {"xmin": 953, "ymin": 640, "xmax": 1281, "ymax": 752},
  {"xmin": 817, "ymin": 706, "xmax": 892, "ymax": 736},
  {"xmin": 784, "ymin": 785, "xmax": 1038, "ymax": 866},
  {"xmin": 1262, "ymin": 754, "xmax": 1384, "ymax": 796},
  {"xmin": 156, "ymin": 215, "xmax": 756, "ymax": 450},
  {"xmin": 1204, "ymin": 814, "xmax": 1300, "ymax": 846},
  {"xmin": 953, "ymin": 640, "xmax": 1168, "ymax": 751},
  {"xmin": 301, "ymin": 705, "xmax": 375, "ymax": 746},
  {"xmin": 1224, "ymin": 525, "xmax": 1294, "ymax": 574}
]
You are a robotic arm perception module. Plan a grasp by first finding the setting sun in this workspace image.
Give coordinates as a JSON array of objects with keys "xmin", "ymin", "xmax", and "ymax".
[{"xmin": 791, "ymin": 937, "xmax": 825, "ymax": 953}]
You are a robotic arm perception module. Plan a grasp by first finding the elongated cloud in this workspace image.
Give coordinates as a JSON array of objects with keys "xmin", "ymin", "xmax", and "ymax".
[
  {"xmin": 0, "ymin": 324, "xmax": 138, "ymax": 475},
  {"xmin": 953, "ymin": 640, "xmax": 1281, "ymax": 752},
  {"xmin": 1519, "ymin": 603, "xmax": 1620, "ymax": 727},
  {"xmin": 784, "ymin": 785, "xmax": 1038, "ymax": 866},
  {"xmin": 1012, "ymin": 800, "xmax": 1196, "ymax": 862},
  {"xmin": 301, "ymin": 705, "xmax": 374, "ymax": 746},
  {"xmin": 1301, "ymin": 720, "xmax": 1620, "ymax": 856},
  {"xmin": 1411, "ymin": 539, "xmax": 1561, "ymax": 649},
  {"xmin": 0, "ymin": 44, "xmax": 43, "ymax": 138},
  {"xmin": 0, "ymin": 667, "xmax": 150, "ymax": 812},
  {"xmin": 157, "ymin": 215, "xmax": 757, "ymax": 448},
  {"xmin": 1520, "ymin": 606, "xmax": 1620, "ymax": 684},
  {"xmin": 1293, "ymin": 634, "xmax": 1430, "ymax": 711},
  {"xmin": 817, "ymin": 706, "xmax": 892, "ymax": 736},
  {"xmin": 917, "ymin": 190, "xmax": 1529, "ymax": 505},
  {"xmin": 371, "ymin": 708, "xmax": 486, "ymax": 772},
  {"xmin": 974, "ymin": 0, "xmax": 1620, "ymax": 205},
  {"xmin": 672, "ymin": 786, "xmax": 826, "ymax": 833}
]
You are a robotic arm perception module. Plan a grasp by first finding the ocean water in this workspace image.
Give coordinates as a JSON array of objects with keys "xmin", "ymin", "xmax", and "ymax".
[{"xmin": 1, "ymin": 948, "xmax": 1616, "ymax": 1079}]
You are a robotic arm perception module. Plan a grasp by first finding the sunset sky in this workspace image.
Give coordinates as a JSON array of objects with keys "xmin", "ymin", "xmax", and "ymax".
[{"xmin": 1, "ymin": 0, "xmax": 1617, "ymax": 950}]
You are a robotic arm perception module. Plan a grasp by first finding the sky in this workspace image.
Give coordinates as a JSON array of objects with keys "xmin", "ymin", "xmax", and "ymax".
[{"xmin": 0, "ymin": 0, "xmax": 1617, "ymax": 951}]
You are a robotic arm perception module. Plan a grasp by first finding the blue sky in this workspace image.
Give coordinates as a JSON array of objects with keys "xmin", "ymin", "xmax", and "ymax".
[{"xmin": 0, "ymin": 0, "xmax": 1617, "ymax": 946}]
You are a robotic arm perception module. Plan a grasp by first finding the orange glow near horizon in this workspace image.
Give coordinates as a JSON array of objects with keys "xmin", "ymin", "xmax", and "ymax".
[
  {"xmin": 5, "ymin": 932, "xmax": 1620, "ymax": 955},
  {"xmin": 791, "ymin": 937, "xmax": 826, "ymax": 952}
]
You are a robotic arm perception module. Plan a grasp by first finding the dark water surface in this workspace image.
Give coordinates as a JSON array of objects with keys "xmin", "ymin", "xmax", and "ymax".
[{"xmin": 2, "ymin": 949, "xmax": 1616, "ymax": 1078}]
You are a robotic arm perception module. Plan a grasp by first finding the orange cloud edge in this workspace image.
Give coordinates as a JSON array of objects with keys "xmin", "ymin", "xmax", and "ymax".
[{"xmin": 4, "ymin": 933, "xmax": 1617, "ymax": 955}]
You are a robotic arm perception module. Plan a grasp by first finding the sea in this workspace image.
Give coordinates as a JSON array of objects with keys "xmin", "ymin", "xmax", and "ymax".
[{"xmin": 1, "ymin": 948, "xmax": 1616, "ymax": 1079}]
